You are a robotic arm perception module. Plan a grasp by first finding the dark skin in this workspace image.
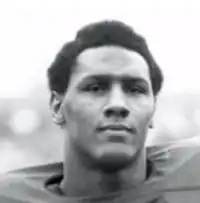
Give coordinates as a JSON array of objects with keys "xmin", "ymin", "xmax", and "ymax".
[{"xmin": 51, "ymin": 46, "xmax": 156, "ymax": 198}]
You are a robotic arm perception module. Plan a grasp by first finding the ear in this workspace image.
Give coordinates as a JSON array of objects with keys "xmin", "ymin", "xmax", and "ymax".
[
  {"xmin": 153, "ymin": 96, "xmax": 157, "ymax": 113},
  {"xmin": 149, "ymin": 120, "xmax": 154, "ymax": 129},
  {"xmin": 50, "ymin": 91, "xmax": 66, "ymax": 126}
]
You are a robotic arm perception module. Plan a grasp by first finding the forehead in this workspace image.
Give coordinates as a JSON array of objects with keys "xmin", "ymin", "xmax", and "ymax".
[{"xmin": 70, "ymin": 46, "xmax": 150, "ymax": 84}]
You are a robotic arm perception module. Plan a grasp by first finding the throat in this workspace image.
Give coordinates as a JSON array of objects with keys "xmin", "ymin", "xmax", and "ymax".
[
  {"xmin": 59, "ymin": 169, "xmax": 136, "ymax": 198},
  {"xmin": 59, "ymin": 151, "xmax": 147, "ymax": 198}
]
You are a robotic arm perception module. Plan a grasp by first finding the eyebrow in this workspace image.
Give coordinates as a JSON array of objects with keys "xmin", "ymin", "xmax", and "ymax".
[{"xmin": 81, "ymin": 74, "xmax": 149, "ymax": 85}]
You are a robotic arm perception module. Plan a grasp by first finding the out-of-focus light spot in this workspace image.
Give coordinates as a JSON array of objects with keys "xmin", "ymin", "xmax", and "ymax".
[{"xmin": 9, "ymin": 109, "xmax": 41, "ymax": 135}]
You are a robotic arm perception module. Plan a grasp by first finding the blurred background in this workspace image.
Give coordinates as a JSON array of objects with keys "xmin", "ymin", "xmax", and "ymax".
[{"xmin": 0, "ymin": 0, "xmax": 200, "ymax": 173}]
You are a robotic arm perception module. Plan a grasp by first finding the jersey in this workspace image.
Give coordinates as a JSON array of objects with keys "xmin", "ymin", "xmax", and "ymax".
[{"xmin": 0, "ymin": 139, "xmax": 200, "ymax": 203}]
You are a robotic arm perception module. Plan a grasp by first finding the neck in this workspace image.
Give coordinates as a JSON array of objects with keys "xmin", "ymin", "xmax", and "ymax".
[{"xmin": 60, "ymin": 142, "xmax": 147, "ymax": 198}]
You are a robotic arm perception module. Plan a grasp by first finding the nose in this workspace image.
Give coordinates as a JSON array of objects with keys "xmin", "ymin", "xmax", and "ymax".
[
  {"xmin": 103, "ymin": 85, "xmax": 130, "ymax": 119},
  {"xmin": 104, "ymin": 107, "xmax": 129, "ymax": 118}
]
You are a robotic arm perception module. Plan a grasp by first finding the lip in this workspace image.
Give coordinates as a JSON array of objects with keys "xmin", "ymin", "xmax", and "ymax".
[{"xmin": 98, "ymin": 124, "xmax": 133, "ymax": 133}]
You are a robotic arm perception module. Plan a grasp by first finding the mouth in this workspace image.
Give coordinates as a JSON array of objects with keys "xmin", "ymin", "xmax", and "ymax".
[
  {"xmin": 97, "ymin": 124, "xmax": 135, "ymax": 143},
  {"xmin": 97, "ymin": 124, "xmax": 134, "ymax": 133}
]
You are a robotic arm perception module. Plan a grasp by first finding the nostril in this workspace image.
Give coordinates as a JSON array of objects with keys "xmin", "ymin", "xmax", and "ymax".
[
  {"xmin": 104, "ymin": 107, "xmax": 129, "ymax": 118},
  {"xmin": 105, "ymin": 109, "xmax": 113, "ymax": 117},
  {"xmin": 121, "ymin": 109, "xmax": 129, "ymax": 118}
]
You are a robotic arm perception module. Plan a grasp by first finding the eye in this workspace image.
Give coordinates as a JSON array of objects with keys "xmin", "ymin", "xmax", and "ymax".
[
  {"xmin": 85, "ymin": 83, "xmax": 107, "ymax": 93},
  {"xmin": 127, "ymin": 85, "xmax": 147, "ymax": 94}
]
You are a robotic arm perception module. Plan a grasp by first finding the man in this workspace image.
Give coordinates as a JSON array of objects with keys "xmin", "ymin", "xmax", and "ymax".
[{"xmin": 0, "ymin": 20, "xmax": 200, "ymax": 203}]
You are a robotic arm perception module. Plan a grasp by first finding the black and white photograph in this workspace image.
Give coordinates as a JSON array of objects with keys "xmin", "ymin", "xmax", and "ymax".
[{"xmin": 0, "ymin": 1, "xmax": 200, "ymax": 202}]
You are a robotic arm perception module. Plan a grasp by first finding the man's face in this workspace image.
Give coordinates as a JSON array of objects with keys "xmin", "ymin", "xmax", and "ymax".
[{"xmin": 57, "ymin": 46, "xmax": 155, "ymax": 171}]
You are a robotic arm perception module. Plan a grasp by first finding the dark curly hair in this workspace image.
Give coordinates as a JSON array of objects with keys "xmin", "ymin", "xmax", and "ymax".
[{"xmin": 47, "ymin": 20, "xmax": 163, "ymax": 98}]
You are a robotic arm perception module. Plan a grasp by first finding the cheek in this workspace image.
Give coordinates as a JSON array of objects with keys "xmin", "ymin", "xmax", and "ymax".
[
  {"xmin": 131, "ymin": 98, "xmax": 155, "ymax": 124},
  {"xmin": 131, "ymin": 99, "xmax": 155, "ymax": 147},
  {"xmin": 63, "ymin": 94, "xmax": 102, "ymax": 129}
]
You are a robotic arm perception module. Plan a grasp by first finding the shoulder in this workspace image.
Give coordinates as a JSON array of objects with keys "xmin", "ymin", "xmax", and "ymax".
[
  {"xmin": 147, "ymin": 137, "xmax": 200, "ymax": 188},
  {"xmin": 6, "ymin": 161, "xmax": 63, "ymax": 177},
  {"xmin": 147, "ymin": 137, "xmax": 200, "ymax": 164},
  {"xmin": 0, "ymin": 162, "xmax": 63, "ymax": 203}
]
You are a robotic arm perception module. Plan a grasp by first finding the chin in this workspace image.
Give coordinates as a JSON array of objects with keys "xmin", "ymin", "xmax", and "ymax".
[{"xmin": 92, "ymin": 144, "xmax": 137, "ymax": 173}]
